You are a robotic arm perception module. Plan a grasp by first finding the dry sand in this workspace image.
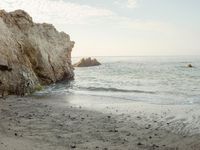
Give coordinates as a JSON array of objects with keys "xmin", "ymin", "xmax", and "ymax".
[{"xmin": 0, "ymin": 94, "xmax": 200, "ymax": 150}]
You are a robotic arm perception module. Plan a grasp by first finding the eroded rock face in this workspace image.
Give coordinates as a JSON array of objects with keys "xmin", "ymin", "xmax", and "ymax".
[
  {"xmin": 73, "ymin": 57, "xmax": 101, "ymax": 67},
  {"xmin": 0, "ymin": 9, "xmax": 74, "ymax": 96}
]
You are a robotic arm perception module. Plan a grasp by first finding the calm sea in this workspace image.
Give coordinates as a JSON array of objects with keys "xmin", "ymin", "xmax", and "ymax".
[{"xmin": 36, "ymin": 56, "xmax": 200, "ymax": 105}]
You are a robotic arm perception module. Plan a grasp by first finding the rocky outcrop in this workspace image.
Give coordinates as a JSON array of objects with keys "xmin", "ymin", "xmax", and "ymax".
[
  {"xmin": 0, "ymin": 9, "xmax": 74, "ymax": 96},
  {"xmin": 187, "ymin": 64, "xmax": 193, "ymax": 68},
  {"xmin": 73, "ymin": 57, "xmax": 101, "ymax": 67}
]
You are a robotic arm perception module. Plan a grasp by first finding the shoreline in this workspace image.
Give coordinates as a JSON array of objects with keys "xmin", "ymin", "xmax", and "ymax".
[
  {"xmin": 68, "ymin": 94, "xmax": 200, "ymax": 135},
  {"xmin": 0, "ymin": 94, "xmax": 200, "ymax": 150}
]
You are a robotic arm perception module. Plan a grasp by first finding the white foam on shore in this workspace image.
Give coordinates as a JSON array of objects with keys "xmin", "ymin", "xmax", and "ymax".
[{"xmin": 67, "ymin": 93, "xmax": 200, "ymax": 136}]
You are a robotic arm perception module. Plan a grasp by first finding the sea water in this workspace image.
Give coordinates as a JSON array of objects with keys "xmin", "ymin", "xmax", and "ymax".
[{"xmin": 37, "ymin": 56, "xmax": 200, "ymax": 105}]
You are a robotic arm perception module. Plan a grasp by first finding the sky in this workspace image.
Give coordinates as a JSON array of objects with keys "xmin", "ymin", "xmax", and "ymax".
[{"xmin": 0, "ymin": 0, "xmax": 200, "ymax": 56}]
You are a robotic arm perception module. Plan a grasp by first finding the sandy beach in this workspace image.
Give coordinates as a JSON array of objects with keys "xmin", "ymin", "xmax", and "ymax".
[
  {"xmin": 0, "ymin": 1, "xmax": 200, "ymax": 149},
  {"xmin": 0, "ymin": 94, "xmax": 200, "ymax": 150}
]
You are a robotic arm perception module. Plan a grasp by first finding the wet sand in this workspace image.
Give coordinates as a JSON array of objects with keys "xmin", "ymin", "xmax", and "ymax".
[{"xmin": 0, "ymin": 94, "xmax": 200, "ymax": 150}]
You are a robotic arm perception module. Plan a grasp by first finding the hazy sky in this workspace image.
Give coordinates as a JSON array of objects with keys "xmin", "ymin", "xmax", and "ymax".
[{"xmin": 0, "ymin": 0, "xmax": 200, "ymax": 56}]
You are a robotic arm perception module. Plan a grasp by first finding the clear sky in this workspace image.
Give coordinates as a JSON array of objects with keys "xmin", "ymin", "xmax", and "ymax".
[{"xmin": 0, "ymin": 0, "xmax": 200, "ymax": 56}]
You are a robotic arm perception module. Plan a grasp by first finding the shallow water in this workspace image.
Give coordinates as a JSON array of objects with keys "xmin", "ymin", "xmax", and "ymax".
[{"xmin": 36, "ymin": 56, "xmax": 200, "ymax": 105}]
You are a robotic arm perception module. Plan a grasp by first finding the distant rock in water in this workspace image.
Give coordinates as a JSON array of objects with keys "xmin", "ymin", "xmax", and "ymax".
[
  {"xmin": 0, "ymin": 9, "xmax": 74, "ymax": 96},
  {"xmin": 187, "ymin": 64, "xmax": 193, "ymax": 68},
  {"xmin": 73, "ymin": 57, "xmax": 101, "ymax": 67}
]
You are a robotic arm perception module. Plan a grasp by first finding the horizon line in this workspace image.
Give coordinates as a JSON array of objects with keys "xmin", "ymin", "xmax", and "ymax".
[{"xmin": 72, "ymin": 54, "xmax": 200, "ymax": 58}]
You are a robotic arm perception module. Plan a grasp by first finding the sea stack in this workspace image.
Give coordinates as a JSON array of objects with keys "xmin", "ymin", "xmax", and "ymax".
[
  {"xmin": 0, "ymin": 9, "xmax": 74, "ymax": 96},
  {"xmin": 73, "ymin": 57, "xmax": 101, "ymax": 67}
]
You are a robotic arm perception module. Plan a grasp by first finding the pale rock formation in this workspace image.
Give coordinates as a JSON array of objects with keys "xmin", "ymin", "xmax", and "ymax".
[
  {"xmin": 0, "ymin": 9, "xmax": 74, "ymax": 96},
  {"xmin": 73, "ymin": 57, "xmax": 101, "ymax": 67}
]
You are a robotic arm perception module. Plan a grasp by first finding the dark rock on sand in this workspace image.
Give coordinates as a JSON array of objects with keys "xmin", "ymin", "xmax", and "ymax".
[
  {"xmin": 0, "ymin": 9, "xmax": 74, "ymax": 96},
  {"xmin": 137, "ymin": 142, "xmax": 143, "ymax": 146},
  {"xmin": 73, "ymin": 57, "xmax": 101, "ymax": 67},
  {"xmin": 70, "ymin": 144, "xmax": 76, "ymax": 149}
]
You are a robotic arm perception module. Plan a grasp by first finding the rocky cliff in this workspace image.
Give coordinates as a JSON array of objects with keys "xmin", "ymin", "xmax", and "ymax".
[{"xmin": 0, "ymin": 9, "xmax": 74, "ymax": 96}]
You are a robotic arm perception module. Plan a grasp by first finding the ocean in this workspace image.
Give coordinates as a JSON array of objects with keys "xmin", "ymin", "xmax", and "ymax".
[{"xmin": 36, "ymin": 56, "xmax": 200, "ymax": 105}]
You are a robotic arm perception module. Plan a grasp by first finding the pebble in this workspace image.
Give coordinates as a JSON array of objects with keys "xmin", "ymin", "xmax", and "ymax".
[
  {"xmin": 126, "ymin": 133, "xmax": 131, "ymax": 136},
  {"xmin": 137, "ymin": 142, "xmax": 143, "ymax": 146},
  {"xmin": 70, "ymin": 144, "xmax": 76, "ymax": 149},
  {"xmin": 152, "ymin": 144, "xmax": 159, "ymax": 148}
]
